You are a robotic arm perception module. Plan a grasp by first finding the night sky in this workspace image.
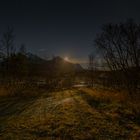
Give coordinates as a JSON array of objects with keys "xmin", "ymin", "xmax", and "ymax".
[{"xmin": 0, "ymin": 0, "xmax": 140, "ymax": 67}]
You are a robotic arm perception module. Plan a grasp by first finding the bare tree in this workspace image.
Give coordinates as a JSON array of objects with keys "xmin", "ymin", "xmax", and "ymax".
[
  {"xmin": 95, "ymin": 20, "xmax": 140, "ymax": 94},
  {"xmin": 88, "ymin": 54, "xmax": 96, "ymax": 87},
  {"xmin": 0, "ymin": 26, "xmax": 15, "ymax": 81},
  {"xmin": 1, "ymin": 26, "xmax": 15, "ymax": 58},
  {"xmin": 19, "ymin": 44, "xmax": 26, "ymax": 55}
]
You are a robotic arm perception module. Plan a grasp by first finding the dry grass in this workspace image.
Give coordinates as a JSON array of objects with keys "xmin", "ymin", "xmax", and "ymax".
[
  {"xmin": 0, "ymin": 84, "xmax": 47, "ymax": 98},
  {"xmin": 80, "ymin": 87, "xmax": 140, "ymax": 113},
  {"xmin": 0, "ymin": 86, "xmax": 8, "ymax": 96},
  {"xmin": 0, "ymin": 87, "xmax": 140, "ymax": 139}
]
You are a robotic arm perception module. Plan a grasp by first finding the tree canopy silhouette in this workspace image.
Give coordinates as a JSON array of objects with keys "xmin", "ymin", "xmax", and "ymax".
[{"xmin": 95, "ymin": 20, "xmax": 140, "ymax": 94}]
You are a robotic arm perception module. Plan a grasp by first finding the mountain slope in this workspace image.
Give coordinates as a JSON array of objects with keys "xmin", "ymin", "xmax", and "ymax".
[{"xmin": 26, "ymin": 54, "xmax": 83, "ymax": 76}]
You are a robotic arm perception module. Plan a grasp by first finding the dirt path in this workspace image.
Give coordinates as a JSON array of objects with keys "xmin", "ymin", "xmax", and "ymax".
[{"xmin": 0, "ymin": 89, "xmax": 139, "ymax": 139}]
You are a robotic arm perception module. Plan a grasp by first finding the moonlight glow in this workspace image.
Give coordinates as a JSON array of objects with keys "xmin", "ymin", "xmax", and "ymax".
[{"xmin": 64, "ymin": 57, "xmax": 69, "ymax": 61}]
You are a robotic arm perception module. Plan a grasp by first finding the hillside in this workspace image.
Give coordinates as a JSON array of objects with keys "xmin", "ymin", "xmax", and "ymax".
[
  {"xmin": 0, "ymin": 53, "xmax": 83, "ymax": 78},
  {"xmin": 27, "ymin": 54, "xmax": 83, "ymax": 76}
]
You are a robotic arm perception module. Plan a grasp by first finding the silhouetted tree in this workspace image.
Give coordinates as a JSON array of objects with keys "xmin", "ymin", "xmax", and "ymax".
[
  {"xmin": 95, "ymin": 20, "xmax": 140, "ymax": 94},
  {"xmin": 10, "ymin": 45, "xmax": 28, "ymax": 81},
  {"xmin": 1, "ymin": 26, "xmax": 15, "ymax": 58},
  {"xmin": 19, "ymin": 44, "xmax": 26, "ymax": 55},
  {"xmin": 88, "ymin": 54, "xmax": 95, "ymax": 87},
  {"xmin": 0, "ymin": 26, "xmax": 15, "ymax": 81}
]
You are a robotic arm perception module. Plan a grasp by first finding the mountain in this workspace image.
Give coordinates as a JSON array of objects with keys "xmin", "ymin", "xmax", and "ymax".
[
  {"xmin": 47, "ymin": 56, "xmax": 83, "ymax": 73},
  {"xmin": 73, "ymin": 63, "xmax": 83, "ymax": 71},
  {"xmin": 26, "ymin": 52, "xmax": 47, "ymax": 64},
  {"xmin": 26, "ymin": 53, "xmax": 83, "ymax": 76}
]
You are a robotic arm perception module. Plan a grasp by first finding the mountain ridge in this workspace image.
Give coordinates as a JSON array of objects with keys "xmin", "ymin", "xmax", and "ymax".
[{"xmin": 26, "ymin": 53, "xmax": 83, "ymax": 76}]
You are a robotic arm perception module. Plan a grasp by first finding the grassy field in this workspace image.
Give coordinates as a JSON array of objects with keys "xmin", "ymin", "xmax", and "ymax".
[{"xmin": 0, "ymin": 87, "xmax": 140, "ymax": 140}]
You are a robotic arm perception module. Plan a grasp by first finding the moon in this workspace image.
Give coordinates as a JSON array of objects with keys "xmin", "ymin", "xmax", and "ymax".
[{"xmin": 64, "ymin": 57, "xmax": 69, "ymax": 61}]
